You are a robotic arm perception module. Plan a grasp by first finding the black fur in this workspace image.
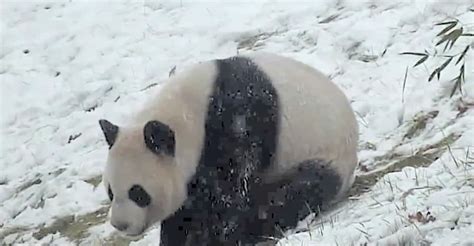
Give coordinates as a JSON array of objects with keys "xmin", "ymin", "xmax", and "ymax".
[
  {"xmin": 246, "ymin": 159, "xmax": 342, "ymax": 240},
  {"xmin": 143, "ymin": 120, "xmax": 175, "ymax": 156},
  {"xmin": 99, "ymin": 119, "xmax": 119, "ymax": 149},
  {"xmin": 160, "ymin": 56, "xmax": 279, "ymax": 245},
  {"xmin": 107, "ymin": 185, "xmax": 114, "ymax": 201},
  {"xmin": 159, "ymin": 57, "xmax": 342, "ymax": 246},
  {"xmin": 128, "ymin": 184, "xmax": 151, "ymax": 208}
]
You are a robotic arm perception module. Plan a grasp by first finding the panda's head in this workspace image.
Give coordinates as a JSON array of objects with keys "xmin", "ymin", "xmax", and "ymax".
[{"xmin": 98, "ymin": 119, "xmax": 187, "ymax": 236}]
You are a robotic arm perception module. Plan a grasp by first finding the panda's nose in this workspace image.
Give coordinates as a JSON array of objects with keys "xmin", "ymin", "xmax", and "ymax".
[{"xmin": 112, "ymin": 221, "xmax": 129, "ymax": 231}]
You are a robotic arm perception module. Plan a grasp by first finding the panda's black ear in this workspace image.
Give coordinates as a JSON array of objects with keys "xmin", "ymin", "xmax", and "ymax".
[
  {"xmin": 99, "ymin": 119, "xmax": 119, "ymax": 149},
  {"xmin": 143, "ymin": 120, "xmax": 175, "ymax": 157}
]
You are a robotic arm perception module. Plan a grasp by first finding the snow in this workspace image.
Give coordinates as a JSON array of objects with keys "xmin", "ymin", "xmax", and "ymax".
[{"xmin": 1, "ymin": 0, "xmax": 473, "ymax": 245}]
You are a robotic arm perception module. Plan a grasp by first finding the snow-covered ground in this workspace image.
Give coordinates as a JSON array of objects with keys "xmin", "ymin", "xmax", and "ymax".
[{"xmin": 1, "ymin": 0, "xmax": 473, "ymax": 245}]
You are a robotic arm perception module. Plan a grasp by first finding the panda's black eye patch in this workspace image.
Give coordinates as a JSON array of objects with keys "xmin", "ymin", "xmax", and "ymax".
[
  {"xmin": 128, "ymin": 185, "xmax": 151, "ymax": 207},
  {"xmin": 107, "ymin": 185, "xmax": 114, "ymax": 201}
]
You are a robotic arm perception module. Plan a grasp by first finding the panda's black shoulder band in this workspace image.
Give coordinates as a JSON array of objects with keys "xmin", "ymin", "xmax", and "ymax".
[{"xmin": 143, "ymin": 120, "xmax": 176, "ymax": 157}]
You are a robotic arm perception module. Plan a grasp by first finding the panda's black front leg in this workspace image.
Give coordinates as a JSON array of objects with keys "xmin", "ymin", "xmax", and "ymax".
[
  {"xmin": 232, "ymin": 182, "xmax": 287, "ymax": 244},
  {"xmin": 235, "ymin": 213, "xmax": 279, "ymax": 246},
  {"xmin": 213, "ymin": 179, "xmax": 284, "ymax": 246},
  {"xmin": 160, "ymin": 201, "xmax": 230, "ymax": 246},
  {"xmin": 159, "ymin": 210, "xmax": 192, "ymax": 246}
]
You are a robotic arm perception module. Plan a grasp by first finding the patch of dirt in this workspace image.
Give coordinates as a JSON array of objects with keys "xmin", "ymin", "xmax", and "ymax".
[
  {"xmin": 15, "ymin": 205, "xmax": 147, "ymax": 245},
  {"xmin": 3, "ymin": 205, "xmax": 146, "ymax": 245},
  {"xmin": 84, "ymin": 175, "xmax": 102, "ymax": 188},
  {"xmin": 346, "ymin": 41, "xmax": 381, "ymax": 63},
  {"xmin": 0, "ymin": 226, "xmax": 29, "ymax": 243},
  {"xmin": 16, "ymin": 178, "xmax": 42, "ymax": 194},
  {"xmin": 33, "ymin": 206, "xmax": 109, "ymax": 242},
  {"xmin": 237, "ymin": 31, "xmax": 279, "ymax": 51},
  {"xmin": 349, "ymin": 133, "xmax": 461, "ymax": 197},
  {"xmin": 403, "ymin": 110, "xmax": 439, "ymax": 139},
  {"xmin": 98, "ymin": 235, "xmax": 142, "ymax": 246}
]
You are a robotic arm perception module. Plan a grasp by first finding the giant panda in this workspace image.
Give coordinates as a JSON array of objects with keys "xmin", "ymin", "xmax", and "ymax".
[{"xmin": 99, "ymin": 52, "xmax": 358, "ymax": 246}]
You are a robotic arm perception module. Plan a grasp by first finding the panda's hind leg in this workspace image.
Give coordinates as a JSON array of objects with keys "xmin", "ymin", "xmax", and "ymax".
[{"xmin": 262, "ymin": 159, "xmax": 343, "ymax": 234}]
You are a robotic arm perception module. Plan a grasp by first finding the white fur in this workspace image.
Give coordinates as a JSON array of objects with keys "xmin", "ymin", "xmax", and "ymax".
[
  {"xmin": 101, "ymin": 52, "xmax": 358, "ymax": 236},
  {"xmin": 245, "ymin": 52, "xmax": 358, "ymax": 198}
]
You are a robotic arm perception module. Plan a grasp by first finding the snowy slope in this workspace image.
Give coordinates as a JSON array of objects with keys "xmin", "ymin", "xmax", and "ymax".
[{"xmin": 1, "ymin": 0, "xmax": 473, "ymax": 245}]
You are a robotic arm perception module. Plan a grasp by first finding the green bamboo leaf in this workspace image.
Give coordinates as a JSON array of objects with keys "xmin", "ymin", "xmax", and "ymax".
[
  {"xmin": 449, "ymin": 81, "xmax": 457, "ymax": 97},
  {"xmin": 436, "ymin": 33, "xmax": 451, "ymax": 46},
  {"xmin": 437, "ymin": 28, "xmax": 463, "ymax": 47},
  {"xmin": 439, "ymin": 57, "xmax": 453, "ymax": 72},
  {"xmin": 402, "ymin": 67, "xmax": 408, "ymax": 103},
  {"xmin": 432, "ymin": 57, "xmax": 454, "ymax": 80},
  {"xmin": 437, "ymin": 22, "xmax": 456, "ymax": 37},
  {"xmin": 461, "ymin": 33, "xmax": 474, "ymax": 36},
  {"xmin": 435, "ymin": 21, "xmax": 457, "ymax": 26},
  {"xmin": 443, "ymin": 41, "xmax": 450, "ymax": 52},
  {"xmin": 429, "ymin": 68, "xmax": 439, "ymax": 82},
  {"xmin": 450, "ymin": 77, "xmax": 462, "ymax": 98},
  {"xmin": 400, "ymin": 52, "xmax": 427, "ymax": 56},
  {"xmin": 456, "ymin": 46, "xmax": 469, "ymax": 65},
  {"xmin": 451, "ymin": 28, "xmax": 463, "ymax": 38},
  {"xmin": 448, "ymin": 28, "xmax": 463, "ymax": 50},
  {"xmin": 413, "ymin": 55, "xmax": 429, "ymax": 67}
]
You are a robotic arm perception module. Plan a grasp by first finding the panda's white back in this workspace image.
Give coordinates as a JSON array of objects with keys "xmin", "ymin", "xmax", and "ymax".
[{"xmin": 246, "ymin": 52, "xmax": 359, "ymax": 197}]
